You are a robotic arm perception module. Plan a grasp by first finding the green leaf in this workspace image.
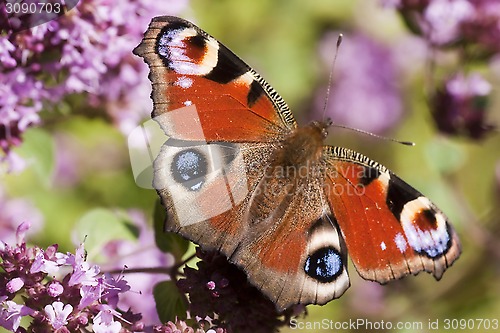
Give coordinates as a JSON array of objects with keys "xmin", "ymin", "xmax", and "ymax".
[
  {"xmin": 74, "ymin": 208, "xmax": 138, "ymax": 261},
  {"xmin": 153, "ymin": 280, "xmax": 188, "ymax": 323},
  {"xmin": 16, "ymin": 128, "xmax": 55, "ymax": 187},
  {"xmin": 154, "ymin": 199, "xmax": 190, "ymax": 260},
  {"xmin": 425, "ymin": 138, "xmax": 467, "ymax": 174}
]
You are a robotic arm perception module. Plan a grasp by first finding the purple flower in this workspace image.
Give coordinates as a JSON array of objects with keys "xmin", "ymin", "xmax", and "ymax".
[
  {"xmin": 101, "ymin": 273, "xmax": 131, "ymax": 308},
  {"xmin": 460, "ymin": 0, "xmax": 500, "ymax": 56},
  {"xmin": 431, "ymin": 72, "xmax": 495, "ymax": 139},
  {"xmin": 93, "ymin": 305, "xmax": 122, "ymax": 333},
  {"xmin": 79, "ymin": 284, "xmax": 103, "ymax": 310},
  {"xmin": 1, "ymin": 223, "xmax": 144, "ymax": 332},
  {"xmin": 67, "ymin": 243, "xmax": 101, "ymax": 286},
  {"xmin": 388, "ymin": 0, "xmax": 500, "ymax": 56},
  {"xmin": 6, "ymin": 277, "xmax": 24, "ymax": 294},
  {"xmin": 423, "ymin": 0, "xmax": 474, "ymax": 45},
  {"xmin": 44, "ymin": 301, "xmax": 73, "ymax": 330},
  {"xmin": 68, "ymin": 262, "xmax": 100, "ymax": 287},
  {"xmin": 77, "ymin": 271, "xmax": 131, "ymax": 310},
  {"xmin": 384, "ymin": 0, "xmax": 473, "ymax": 45},
  {"xmin": 0, "ymin": 301, "xmax": 34, "ymax": 332},
  {"xmin": 314, "ymin": 33, "xmax": 403, "ymax": 134},
  {"xmin": 31, "ymin": 250, "xmax": 61, "ymax": 275},
  {"xmin": 0, "ymin": 39, "xmax": 17, "ymax": 68},
  {"xmin": 47, "ymin": 281, "xmax": 64, "ymax": 297},
  {"xmin": 93, "ymin": 318, "xmax": 122, "ymax": 333},
  {"xmin": 0, "ymin": 68, "xmax": 44, "ymax": 164}
]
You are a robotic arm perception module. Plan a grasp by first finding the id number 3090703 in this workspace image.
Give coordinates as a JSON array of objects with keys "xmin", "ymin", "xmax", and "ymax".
[
  {"xmin": 441, "ymin": 318, "xmax": 498, "ymax": 330},
  {"xmin": 5, "ymin": 1, "xmax": 61, "ymax": 14}
]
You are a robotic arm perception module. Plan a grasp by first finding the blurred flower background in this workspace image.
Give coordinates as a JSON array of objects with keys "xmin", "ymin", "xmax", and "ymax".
[{"xmin": 1, "ymin": 0, "xmax": 499, "ymax": 332}]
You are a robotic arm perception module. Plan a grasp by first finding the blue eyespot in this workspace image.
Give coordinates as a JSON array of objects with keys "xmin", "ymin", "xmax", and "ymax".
[
  {"xmin": 304, "ymin": 247, "xmax": 342, "ymax": 283},
  {"xmin": 171, "ymin": 149, "xmax": 207, "ymax": 191}
]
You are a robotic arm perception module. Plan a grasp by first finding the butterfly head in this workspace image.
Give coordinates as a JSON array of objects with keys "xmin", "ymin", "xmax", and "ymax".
[
  {"xmin": 278, "ymin": 120, "xmax": 332, "ymax": 167},
  {"xmin": 309, "ymin": 118, "xmax": 333, "ymax": 139}
]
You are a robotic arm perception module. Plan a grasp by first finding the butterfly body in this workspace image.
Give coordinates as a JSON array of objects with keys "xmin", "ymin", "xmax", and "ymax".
[
  {"xmin": 134, "ymin": 16, "xmax": 461, "ymax": 311},
  {"xmin": 247, "ymin": 121, "xmax": 327, "ymax": 219}
]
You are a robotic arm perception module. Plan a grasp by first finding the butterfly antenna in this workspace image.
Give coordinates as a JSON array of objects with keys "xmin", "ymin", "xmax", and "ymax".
[
  {"xmin": 321, "ymin": 34, "xmax": 413, "ymax": 147},
  {"xmin": 322, "ymin": 34, "xmax": 343, "ymax": 121},
  {"xmin": 331, "ymin": 123, "xmax": 415, "ymax": 146}
]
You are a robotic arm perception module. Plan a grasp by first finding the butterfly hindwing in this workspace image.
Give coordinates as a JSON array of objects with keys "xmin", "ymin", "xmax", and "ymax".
[
  {"xmin": 154, "ymin": 140, "xmax": 272, "ymax": 255},
  {"xmin": 230, "ymin": 174, "xmax": 350, "ymax": 311},
  {"xmin": 323, "ymin": 146, "xmax": 461, "ymax": 282},
  {"xmin": 154, "ymin": 138, "xmax": 350, "ymax": 311}
]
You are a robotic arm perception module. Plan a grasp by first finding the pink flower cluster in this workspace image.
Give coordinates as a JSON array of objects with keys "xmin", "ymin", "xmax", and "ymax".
[
  {"xmin": 386, "ymin": 0, "xmax": 500, "ymax": 51},
  {"xmin": 432, "ymin": 72, "xmax": 494, "ymax": 138},
  {"xmin": 0, "ymin": 223, "xmax": 142, "ymax": 332},
  {"xmin": 0, "ymin": 0, "xmax": 188, "ymax": 169},
  {"xmin": 1, "ymin": 222, "xmax": 233, "ymax": 332},
  {"xmin": 385, "ymin": 0, "xmax": 498, "ymax": 139}
]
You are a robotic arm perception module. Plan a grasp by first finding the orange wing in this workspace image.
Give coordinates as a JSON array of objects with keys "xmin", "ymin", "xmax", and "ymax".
[
  {"xmin": 134, "ymin": 16, "xmax": 296, "ymax": 143},
  {"xmin": 323, "ymin": 146, "xmax": 461, "ymax": 282}
]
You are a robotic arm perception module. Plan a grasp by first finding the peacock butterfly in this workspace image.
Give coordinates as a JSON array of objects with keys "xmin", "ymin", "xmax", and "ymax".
[{"xmin": 133, "ymin": 16, "xmax": 461, "ymax": 311}]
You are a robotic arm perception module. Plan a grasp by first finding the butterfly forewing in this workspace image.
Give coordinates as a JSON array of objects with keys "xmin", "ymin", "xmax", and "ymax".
[{"xmin": 133, "ymin": 16, "xmax": 297, "ymax": 143}]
